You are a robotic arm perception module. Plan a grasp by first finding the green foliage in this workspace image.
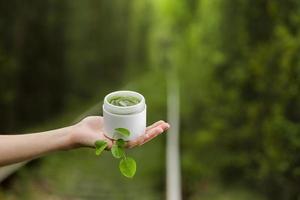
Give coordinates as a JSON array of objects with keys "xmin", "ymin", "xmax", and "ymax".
[
  {"xmin": 150, "ymin": 0, "xmax": 300, "ymax": 198},
  {"xmin": 111, "ymin": 144, "xmax": 125, "ymax": 159},
  {"xmin": 1, "ymin": 0, "xmax": 300, "ymax": 198},
  {"xmin": 95, "ymin": 130, "xmax": 137, "ymax": 178},
  {"xmin": 116, "ymin": 138, "xmax": 126, "ymax": 147},
  {"xmin": 94, "ymin": 140, "xmax": 108, "ymax": 156},
  {"xmin": 115, "ymin": 128, "xmax": 131, "ymax": 137},
  {"xmin": 119, "ymin": 157, "xmax": 137, "ymax": 178}
]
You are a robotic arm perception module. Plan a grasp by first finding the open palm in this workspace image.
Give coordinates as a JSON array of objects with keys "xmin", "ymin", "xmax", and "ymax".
[{"xmin": 70, "ymin": 116, "xmax": 170, "ymax": 149}]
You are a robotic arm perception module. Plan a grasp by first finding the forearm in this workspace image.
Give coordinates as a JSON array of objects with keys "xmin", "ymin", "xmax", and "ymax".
[{"xmin": 0, "ymin": 126, "xmax": 73, "ymax": 166}]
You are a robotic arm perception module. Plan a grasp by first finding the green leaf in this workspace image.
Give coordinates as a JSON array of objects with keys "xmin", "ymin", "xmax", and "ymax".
[
  {"xmin": 115, "ymin": 128, "xmax": 130, "ymax": 137},
  {"xmin": 111, "ymin": 144, "xmax": 125, "ymax": 158},
  {"xmin": 95, "ymin": 140, "xmax": 108, "ymax": 156},
  {"xmin": 116, "ymin": 139, "xmax": 126, "ymax": 147},
  {"xmin": 119, "ymin": 157, "xmax": 136, "ymax": 178}
]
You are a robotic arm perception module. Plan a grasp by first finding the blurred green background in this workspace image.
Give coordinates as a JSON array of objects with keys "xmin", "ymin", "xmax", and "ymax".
[{"xmin": 1, "ymin": 0, "xmax": 300, "ymax": 199}]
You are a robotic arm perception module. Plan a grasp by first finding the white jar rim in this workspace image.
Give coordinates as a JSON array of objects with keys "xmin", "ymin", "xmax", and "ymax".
[{"xmin": 103, "ymin": 90, "xmax": 145, "ymax": 115}]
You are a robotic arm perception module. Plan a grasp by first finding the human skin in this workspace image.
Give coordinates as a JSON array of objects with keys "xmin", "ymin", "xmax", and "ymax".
[{"xmin": 0, "ymin": 116, "xmax": 170, "ymax": 166}]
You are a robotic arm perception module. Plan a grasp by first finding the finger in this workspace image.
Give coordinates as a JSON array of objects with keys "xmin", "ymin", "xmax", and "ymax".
[
  {"xmin": 126, "ymin": 122, "xmax": 170, "ymax": 148},
  {"xmin": 127, "ymin": 127, "xmax": 163, "ymax": 148},
  {"xmin": 160, "ymin": 122, "xmax": 170, "ymax": 131},
  {"xmin": 146, "ymin": 120, "xmax": 165, "ymax": 131},
  {"xmin": 126, "ymin": 135, "xmax": 145, "ymax": 148},
  {"xmin": 141, "ymin": 127, "xmax": 164, "ymax": 145},
  {"xmin": 146, "ymin": 122, "xmax": 170, "ymax": 135},
  {"xmin": 141, "ymin": 123, "xmax": 170, "ymax": 145}
]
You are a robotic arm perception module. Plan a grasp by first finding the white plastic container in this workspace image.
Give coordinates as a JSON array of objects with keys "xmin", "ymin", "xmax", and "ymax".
[{"xmin": 103, "ymin": 90, "xmax": 146, "ymax": 141}]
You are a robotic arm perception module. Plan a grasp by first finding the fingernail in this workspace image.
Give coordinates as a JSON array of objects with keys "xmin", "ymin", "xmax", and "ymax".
[
  {"xmin": 157, "ymin": 127, "xmax": 164, "ymax": 133},
  {"xmin": 166, "ymin": 123, "xmax": 170, "ymax": 129}
]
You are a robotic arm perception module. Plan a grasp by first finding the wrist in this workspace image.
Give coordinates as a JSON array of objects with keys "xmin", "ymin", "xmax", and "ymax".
[
  {"xmin": 59, "ymin": 125, "xmax": 77, "ymax": 150},
  {"xmin": 63, "ymin": 123, "xmax": 91, "ymax": 150}
]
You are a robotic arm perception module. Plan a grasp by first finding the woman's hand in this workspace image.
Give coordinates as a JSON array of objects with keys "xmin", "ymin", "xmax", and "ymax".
[
  {"xmin": 0, "ymin": 116, "xmax": 169, "ymax": 166},
  {"xmin": 69, "ymin": 116, "xmax": 170, "ymax": 149}
]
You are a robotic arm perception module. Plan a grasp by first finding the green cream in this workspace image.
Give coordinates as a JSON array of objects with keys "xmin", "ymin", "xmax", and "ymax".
[{"xmin": 109, "ymin": 96, "xmax": 141, "ymax": 107}]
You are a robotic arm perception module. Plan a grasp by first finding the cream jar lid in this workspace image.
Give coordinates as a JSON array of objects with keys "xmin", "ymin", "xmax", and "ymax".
[{"xmin": 103, "ymin": 90, "xmax": 145, "ymax": 115}]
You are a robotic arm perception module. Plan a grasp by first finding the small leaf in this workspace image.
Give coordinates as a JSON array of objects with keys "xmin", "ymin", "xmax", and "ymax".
[
  {"xmin": 95, "ymin": 140, "xmax": 108, "ymax": 156},
  {"xmin": 111, "ymin": 144, "xmax": 125, "ymax": 158},
  {"xmin": 119, "ymin": 157, "xmax": 136, "ymax": 178},
  {"xmin": 116, "ymin": 139, "xmax": 126, "ymax": 147},
  {"xmin": 115, "ymin": 128, "xmax": 130, "ymax": 137}
]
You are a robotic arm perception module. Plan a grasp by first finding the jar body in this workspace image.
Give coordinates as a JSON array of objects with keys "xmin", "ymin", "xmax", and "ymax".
[{"xmin": 103, "ymin": 91, "xmax": 146, "ymax": 141}]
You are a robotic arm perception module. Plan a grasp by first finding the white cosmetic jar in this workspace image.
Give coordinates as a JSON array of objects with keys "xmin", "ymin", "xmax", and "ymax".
[{"xmin": 103, "ymin": 90, "xmax": 146, "ymax": 141}]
